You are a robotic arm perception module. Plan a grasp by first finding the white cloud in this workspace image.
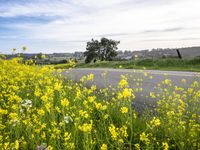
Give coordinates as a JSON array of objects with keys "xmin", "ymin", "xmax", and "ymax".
[
  {"xmin": 1, "ymin": 0, "xmax": 200, "ymax": 52},
  {"xmin": 0, "ymin": 1, "xmax": 74, "ymax": 17}
]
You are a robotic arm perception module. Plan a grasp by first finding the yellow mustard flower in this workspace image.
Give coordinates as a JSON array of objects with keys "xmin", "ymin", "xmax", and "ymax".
[
  {"xmin": 100, "ymin": 144, "xmax": 107, "ymax": 150},
  {"xmin": 37, "ymin": 109, "xmax": 45, "ymax": 116},
  {"xmin": 79, "ymin": 110, "xmax": 89, "ymax": 118},
  {"xmin": 108, "ymin": 124, "xmax": 118, "ymax": 140},
  {"xmin": 61, "ymin": 98, "xmax": 69, "ymax": 107},
  {"xmin": 120, "ymin": 107, "xmax": 128, "ymax": 114},
  {"xmin": 140, "ymin": 132, "xmax": 150, "ymax": 145},
  {"xmin": 87, "ymin": 74, "xmax": 94, "ymax": 81},
  {"xmin": 150, "ymin": 117, "xmax": 161, "ymax": 127},
  {"xmin": 162, "ymin": 142, "xmax": 169, "ymax": 150},
  {"xmin": 14, "ymin": 140, "xmax": 19, "ymax": 150},
  {"xmin": 118, "ymin": 79, "xmax": 128, "ymax": 88},
  {"xmin": 122, "ymin": 88, "xmax": 133, "ymax": 98},
  {"xmin": 78, "ymin": 122, "xmax": 93, "ymax": 133},
  {"xmin": 134, "ymin": 143, "xmax": 140, "ymax": 150}
]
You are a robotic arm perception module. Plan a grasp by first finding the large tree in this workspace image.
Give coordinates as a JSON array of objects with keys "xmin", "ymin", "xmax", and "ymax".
[
  {"xmin": 84, "ymin": 37, "xmax": 120, "ymax": 63},
  {"xmin": 84, "ymin": 39, "xmax": 100, "ymax": 63}
]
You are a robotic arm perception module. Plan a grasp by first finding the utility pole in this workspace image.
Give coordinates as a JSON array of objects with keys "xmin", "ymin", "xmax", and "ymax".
[{"xmin": 176, "ymin": 49, "xmax": 182, "ymax": 59}]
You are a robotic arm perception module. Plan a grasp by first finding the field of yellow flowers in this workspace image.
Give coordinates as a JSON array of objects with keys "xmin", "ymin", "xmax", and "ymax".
[{"xmin": 0, "ymin": 58, "xmax": 200, "ymax": 150}]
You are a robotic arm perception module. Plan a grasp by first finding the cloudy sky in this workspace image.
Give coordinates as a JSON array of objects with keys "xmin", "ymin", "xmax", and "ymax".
[{"xmin": 0, "ymin": 0, "xmax": 200, "ymax": 53}]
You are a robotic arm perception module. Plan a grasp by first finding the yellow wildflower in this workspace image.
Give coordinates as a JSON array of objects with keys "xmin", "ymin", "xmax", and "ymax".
[
  {"xmin": 140, "ymin": 132, "xmax": 150, "ymax": 145},
  {"xmin": 103, "ymin": 114, "xmax": 109, "ymax": 120},
  {"xmin": 0, "ymin": 109, "xmax": 8, "ymax": 115},
  {"xmin": 54, "ymin": 82, "xmax": 62, "ymax": 91},
  {"xmin": 78, "ymin": 122, "xmax": 93, "ymax": 133},
  {"xmin": 108, "ymin": 124, "xmax": 118, "ymax": 140},
  {"xmin": 61, "ymin": 98, "xmax": 69, "ymax": 107},
  {"xmin": 122, "ymin": 88, "xmax": 133, "ymax": 98},
  {"xmin": 64, "ymin": 132, "xmax": 71, "ymax": 141},
  {"xmin": 118, "ymin": 79, "xmax": 128, "ymax": 87},
  {"xmin": 95, "ymin": 103, "xmax": 107, "ymax": 110},
  {"xmin": 37, "ymin": 109, "xmax": 45, "ymax": 116},
  {"xmin": 181, "ymin": 79, "xmax": 186, "ymax": 83},
  {"xmin": 9, "ymin": 113, "xmax": 18, "ymax": 120},
  {"xmin": 134, "ymin": 143, "xmax": 140, "ymax": 150},
  {"xmin": 55, "ymin": 107, "xmax": 61, "ymax": 113},
  {"xmin": 150, "ymin": 92, "xmax": 156, "ymax": 99},
  {"xmin": 47, "ymin": 145, "xmax": 53, "ymax": 150},
  {"xmin": 120, "ymin": 126, "xmax": 128, "ymax": 138},
  {"xmin": 162, "ymin": 142, "xmax": 169, "ymax": 150},
  {"xmin": 120, "ymin": 107, "xmax": 128, "ymax": 114},
  {"xmin": 45, "ymin": 103, "xmax": 51, "ymax": 112},
  {"xmin": 164, "ymin": 79, "xmax": 170, "ymax": 85},
  {"xmin": 118, "ymin": 139, "xmax": 124, "ymax": 143},
  {"xmin": 79, "ymin": 110, "xmax": 89, "ymax": 118},
  {"xmin": 150, "ymin": 117, "xmax": 161, "ymax": 127},
  {"xmin": 88, "ymin": 96, "xmax": 95, "ymax": 103},
  {"xmin": 14, "ymin": 140, "xmax": 19, "ymax": 150},
  {"xmin": 87, "ymin": 74, "xmax": 94, "ymax": 81},
  {"xmin": 100, "ymin": 144, "xmax": 107, "ymax": 150}
]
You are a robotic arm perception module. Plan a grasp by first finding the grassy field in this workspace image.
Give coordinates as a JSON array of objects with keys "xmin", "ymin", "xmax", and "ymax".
[
  {"xmin": 0, "ymin": 58, "xmax": 200, "ymax": 149},
  {"xmin": 75, "ymin": 58, "xmax": 200, "ymax": 72}
]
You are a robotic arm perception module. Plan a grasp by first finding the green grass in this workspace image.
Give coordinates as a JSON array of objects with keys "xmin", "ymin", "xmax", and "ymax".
[{"xmin": 75, "ymin": 58, "xmax": 200, "ymax": 72}]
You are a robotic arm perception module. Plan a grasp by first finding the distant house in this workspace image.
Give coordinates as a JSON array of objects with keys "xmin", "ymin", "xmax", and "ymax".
[
  {"xmin": 114, "ymin": 50, "xmax": 134, "ymax": 60},
  {"xmin": 179, "ymin": 47, "xmax": 200, "ymax": 59},
  {"xmin": 42, "ymin": 53, "xmax": 72, "ymax": 64},
  {"xmin": 73, "ymin": 52, "xmax": 84, "ymax": 60},
  {"xmin": 114, "ymin": 47, "xmax": 200, "ymax": 60}
]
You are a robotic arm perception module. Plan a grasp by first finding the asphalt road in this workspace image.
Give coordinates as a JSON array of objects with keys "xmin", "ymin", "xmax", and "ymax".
[{"xmin": 62, "ymin": 68, "xmax": 200, "ymax": 113}]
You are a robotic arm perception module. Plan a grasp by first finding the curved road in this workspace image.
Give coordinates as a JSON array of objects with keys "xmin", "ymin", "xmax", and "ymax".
[{"xmin": 62, "ymin": 68, "xmax": 200, "ymax": 113}]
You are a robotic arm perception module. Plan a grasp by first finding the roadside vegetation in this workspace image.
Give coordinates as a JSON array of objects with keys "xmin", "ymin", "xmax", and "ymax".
[
  {"xmin": 79, "ymin": 37, "xmax": 200, "ymax": 72},
  {"xmin": 75, "ymin": 58, "xmax": 200, "ymax": 72},
  {"xmin": 1, "ymin": 58, "xmax": 200, "ymax": 149}
]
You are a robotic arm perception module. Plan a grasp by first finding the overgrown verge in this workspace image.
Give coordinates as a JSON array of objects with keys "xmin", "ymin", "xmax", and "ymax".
[
  {"xmin": 75, "ymin": 58, "xmax": 200, "ymax": 72},
  {"xmin": 0, "ymin": 58, "xmax": 200, "ymax": 149}
]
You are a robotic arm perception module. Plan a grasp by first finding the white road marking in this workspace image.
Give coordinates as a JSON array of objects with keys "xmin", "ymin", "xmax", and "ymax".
[{"xmin": 74, "ymin": 68, "xmax": 200, "ymax": 77}]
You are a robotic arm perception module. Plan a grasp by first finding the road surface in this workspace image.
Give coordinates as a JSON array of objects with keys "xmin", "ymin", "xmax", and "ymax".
[{"xmin": 62, "ymin": 68, "xmax": 200, "ymax": 113}]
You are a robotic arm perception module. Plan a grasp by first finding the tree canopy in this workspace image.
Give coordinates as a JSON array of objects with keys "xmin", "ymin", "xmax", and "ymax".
[{"xmin": 84, "ymin": 37, "xmax": 120, "ymax": 63}]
